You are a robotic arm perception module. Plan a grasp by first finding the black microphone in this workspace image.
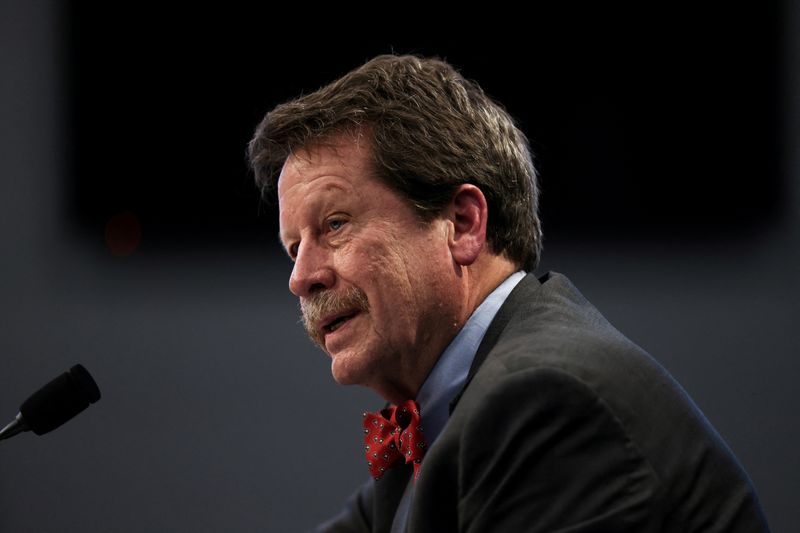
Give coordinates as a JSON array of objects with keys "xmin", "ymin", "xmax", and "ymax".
[{"xmin": 0, "ymin": 364, "xmax": 101, "ymax": 441}]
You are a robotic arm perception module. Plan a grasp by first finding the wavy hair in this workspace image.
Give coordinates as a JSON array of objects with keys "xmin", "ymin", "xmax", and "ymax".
[{"xmin": 248, "ymin": 54, "xmax": 542, "ymax": 270}]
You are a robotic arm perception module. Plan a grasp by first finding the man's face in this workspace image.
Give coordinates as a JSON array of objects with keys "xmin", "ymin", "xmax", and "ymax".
[{"xmin": 278, "ymin": 138, "xmax": 460, "ymax": 397}]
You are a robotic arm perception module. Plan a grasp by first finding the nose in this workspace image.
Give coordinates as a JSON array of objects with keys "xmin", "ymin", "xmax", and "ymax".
[{"xmin": 288, "ymin": 241, "xmax": 335, "ymax": 298}]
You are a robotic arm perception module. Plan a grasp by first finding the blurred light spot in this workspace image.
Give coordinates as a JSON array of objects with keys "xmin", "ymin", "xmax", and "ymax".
[{"xmin": 105, "ymin": 211, "xmax": 142, "ymax": 256}]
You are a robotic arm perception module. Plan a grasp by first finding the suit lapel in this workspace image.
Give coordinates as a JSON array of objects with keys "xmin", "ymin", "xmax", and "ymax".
[
  {"xmin": 372, "ymin": 462, "xmax": 413, "ymax": 533},
  {"xmin": 449, "ymin": 272, "xmax": 543, "ymax": 413},
  {"xmin": 371, "ymin": 273, "xmax": 545, "ymax": 530}
]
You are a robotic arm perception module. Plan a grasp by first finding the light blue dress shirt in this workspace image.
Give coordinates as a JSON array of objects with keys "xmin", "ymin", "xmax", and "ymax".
[{"xmin": 414, "ymin": 270, "xmax": 526, "ymax": 446}]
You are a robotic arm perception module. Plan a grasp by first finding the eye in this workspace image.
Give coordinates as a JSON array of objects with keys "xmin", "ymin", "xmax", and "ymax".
[
  {"xmin": 328, "ymin": 219, "xmax": 346, "ymax": 232},
  {"xmin": 288, "ymin": 242, "xmax": 299, "ymax": 260}
]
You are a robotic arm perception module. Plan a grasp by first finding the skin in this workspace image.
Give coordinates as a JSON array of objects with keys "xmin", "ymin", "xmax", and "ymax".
[{"xmin": 278, "ymin": 135, "xmax": 517, "ymax": 404}]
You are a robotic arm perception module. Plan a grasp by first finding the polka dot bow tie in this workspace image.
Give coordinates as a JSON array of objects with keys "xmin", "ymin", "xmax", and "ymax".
[{"xmin": 363, "ymin": 400, "xmax": 427, "ymax": 481}]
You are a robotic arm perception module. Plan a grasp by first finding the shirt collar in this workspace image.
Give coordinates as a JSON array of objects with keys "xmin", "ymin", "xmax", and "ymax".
[{"xmin": 414, "ymin": 271, "xmax": 526, "ymax": 445}]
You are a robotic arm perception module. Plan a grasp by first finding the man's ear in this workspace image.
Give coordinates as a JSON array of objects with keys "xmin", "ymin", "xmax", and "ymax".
[{"xmin": 448, "ymin": 184, "xmax": 488, "ymax": 266}]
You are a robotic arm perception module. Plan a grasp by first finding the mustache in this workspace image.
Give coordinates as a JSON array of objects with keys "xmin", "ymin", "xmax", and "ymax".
[{"xmin": 300, "ymin": 286, "xmax": 370, "ymax": 347}]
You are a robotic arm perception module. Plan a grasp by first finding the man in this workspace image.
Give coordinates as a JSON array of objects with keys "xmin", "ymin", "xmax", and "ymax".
[{"xmin": 249, "ymin": 55, "xmax": 769, "ymax": 532}]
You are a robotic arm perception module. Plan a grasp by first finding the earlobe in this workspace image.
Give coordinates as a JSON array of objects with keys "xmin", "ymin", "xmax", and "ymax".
[{"xmin": 449, "ymin": 185, "xmax": 488, "ymax": 266}]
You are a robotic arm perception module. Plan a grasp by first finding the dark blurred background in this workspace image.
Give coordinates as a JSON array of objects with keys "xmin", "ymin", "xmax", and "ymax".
[{"xmin": 1, "ymin": 2, "xmax": 797, "ymax": 531}]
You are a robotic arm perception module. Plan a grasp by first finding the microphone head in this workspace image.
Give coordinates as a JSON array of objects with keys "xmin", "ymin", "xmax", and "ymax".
[{"xmin": 19, "ymin": 364, "xmax": 101, "ymax": 435}]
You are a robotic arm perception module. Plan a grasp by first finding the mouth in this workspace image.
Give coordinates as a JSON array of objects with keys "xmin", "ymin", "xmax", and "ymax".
[{"xmin": 319, "ymin": 310, "xmax": 360, "ymax": 336}]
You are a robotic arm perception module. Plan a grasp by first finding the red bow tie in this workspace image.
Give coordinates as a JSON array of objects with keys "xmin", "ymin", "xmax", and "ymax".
[{"xmin": 363, "ymin": 400, "xmax": 427, "ymax": 481}]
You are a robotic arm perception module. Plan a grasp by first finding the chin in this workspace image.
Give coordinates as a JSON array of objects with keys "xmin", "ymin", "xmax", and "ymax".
[{"xmin": 329, "ymin": 351, "xmax": 371, "ymax": 386}]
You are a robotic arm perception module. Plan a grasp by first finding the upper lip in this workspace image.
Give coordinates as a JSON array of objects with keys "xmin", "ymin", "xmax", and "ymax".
[{"xmin": 317, "ymin": 309, "xmax": 359, "ymax": 333}]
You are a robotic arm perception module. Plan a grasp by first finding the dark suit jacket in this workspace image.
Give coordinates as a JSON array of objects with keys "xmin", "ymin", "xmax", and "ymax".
[{"xmin": 317, "ymin": 272, "xmax": 770, "ymax": 532}]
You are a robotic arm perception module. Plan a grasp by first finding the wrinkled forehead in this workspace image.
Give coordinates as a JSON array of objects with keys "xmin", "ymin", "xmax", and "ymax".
[{"xmin": 278, "ymin": 137, "xmax": 377, "ymax": 198}]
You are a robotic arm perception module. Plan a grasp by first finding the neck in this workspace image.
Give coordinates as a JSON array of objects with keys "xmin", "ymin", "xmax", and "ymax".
[{"xmin": 462, "ymin": 254, "xmax": 519, "ymax": 319}]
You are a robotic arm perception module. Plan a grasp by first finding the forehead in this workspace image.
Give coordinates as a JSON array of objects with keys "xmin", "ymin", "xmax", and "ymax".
[{"xmin": 277, "ymin": 139, "xmax": 374, "ymax": 201}]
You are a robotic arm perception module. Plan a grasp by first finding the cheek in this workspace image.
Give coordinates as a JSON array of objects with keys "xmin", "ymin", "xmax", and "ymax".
[
  {"xmin": 334, "ymin": 223, "xmax": 448, "ymax": 325},
  {"xmin": 338, "ymin": 232, "xmax": 409, "ymax": 281},
  {"xmin": 352, "ymin": 241, "xmax": 419, "ymax": 315}
]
